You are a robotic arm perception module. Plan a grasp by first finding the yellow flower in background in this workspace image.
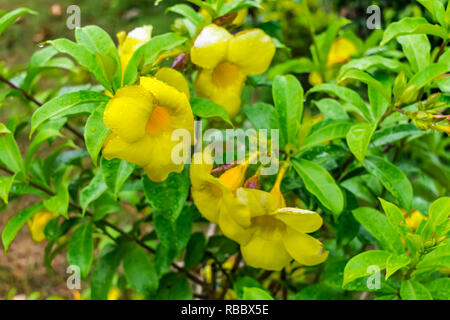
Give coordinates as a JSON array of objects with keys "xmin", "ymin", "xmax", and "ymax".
[
  {"xmin": 232, "ymin": 188, "xmax": 328, "ymax": 271},
  {"xmin": 404, "ymin": 209, "xmax": 427, "ymax": 231},
  {"xmin": 27, "ymin": 210, "xmax": 58, "ymax": 243},
  {"xmin": 107, "ymin": 287, "xmax": 121, "ymax": 300},
  {"xmin": 191, "ymin": 24, "xmax": 276, "ymax": 117},
  {"xmin": 103, "ymin": 68, "xmax": 194, "ymax": 182},
  {"xmin": 116, "ymin": 26, "xmax": 153, "ymax": 76},
  {"xmin": 190, "ymin": 147, "xmax": 251, "ymax": 242},
  {"xmin": 327, "ymin": 37, "xmax": 356, "ymax": 67}
]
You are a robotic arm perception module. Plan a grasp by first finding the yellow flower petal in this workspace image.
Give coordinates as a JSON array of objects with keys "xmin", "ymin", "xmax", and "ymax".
[
  {"xmin": 241, "ymin": 232, "xmax": 291, "ymax": 271},
  {"xmin": 103, "ymin": 85, "xmax": 155, "ymax": 143},
  {"xmin": 191, "ymin": 24, "xmax": 232, "ymax": 69},
  {"xmin": 218, "ymin": 163, "xmax": 248, "ymax": 192},
  {"xmin": 327, "ymin": 37, "xmax": 356, "ymax": 67},
  {"xmin": 27, "ymin": 210, "xmax": 57, "ymax": 243},
  {"xmin": 118, "ymin": 26, "xmax": 153, "ymax": 72},
  {"xmin": 103, "ymin": 134, "xmax": 153, "ymax": 167},
  {"xmin": 218, "ymin": 199, "xmax": 252, "ymax": 245},
  {"xmin": 236, "ymin": 188, "xmax": 279, "ymax": 218},
  {"xmin": 282, "ymin": 227, "xmax": 328, "ymax": 266},
  {"xmin": 274, "ymin": 208, "xmax": 323, "ymax": 234},
  {"xmin": 195, "ymin": 66, "xmax": 245, "ymax": 117},
  {"xmin": 154, "ymin": 67, "xmax": 190, "ymax": 100},
  {"xmin": 227, "ymin": 29, "xmax": 276, "ymax": 75}
]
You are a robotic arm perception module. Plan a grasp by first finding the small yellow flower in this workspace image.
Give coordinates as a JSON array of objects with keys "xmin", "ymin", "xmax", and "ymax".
[
  {"xmin": 327, "ymin": 37, "xmax": 356, "ymax": 67},
  {"xmin": 116, "ymin": 26, "xmax": 153, "ymax": 76},
  {"xmin": 190, "ymin": 147, "xmax": 251, "ymax": 243},
  {"xmin": 191, "ymin": 24, "xmax": 276, "ymax": 117},
  {"xmin": 404, "ymin": 209, "xmax": 427, "ymax": 231},
  {"xmin": 434, "ymin": 124, "xmax": 450, "ymax": 135},
  {"xmin": 308, "ymin": 71, "xmax": 323, "ymax": 86},
  {"xmin": 27, "ymin": 210, "xmax": 58, "ymax": 243},
  {"xmin": 107, "ymin": 287, "xmax": 121, "ymax": 300},
  {"xmin": 103, "ymin": 69, "xmax": 194, "ymax": 182},
  {"xmin": 232, "ymin": 188, "xmax": 329, "ymax": 271}
]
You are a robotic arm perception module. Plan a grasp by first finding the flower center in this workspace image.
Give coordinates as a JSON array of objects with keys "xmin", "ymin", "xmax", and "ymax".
[
  {"xmin": 146, "ymin": 106, "xmax": 171, "ymax": 136},
  {"xmin": 213, "ymin": 62, "xmax": 241, "ymax": 88},
  {"xmin": 252, "ymin": 215, "xmax": 286, "ymax": 240}
]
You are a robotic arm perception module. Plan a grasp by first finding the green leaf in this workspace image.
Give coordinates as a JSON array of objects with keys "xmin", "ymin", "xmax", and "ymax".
[
  {"xmin": 385, "ymin": 253, "xmax": 411, "ymax": 279},
  {"xmin": 43, "ymin": 186, "xmax": 69, "ymax": 218},
  {"xmin": 0, "ymin": 174, "xmax": 15, "ymax": 204},
  {"xmin": 424, "ymin": 278, "xmax": 450, "ymax": 300},
  {"xmin": 407, "ymin": 62, "xmax": 449, "ymax": 90},
  {"xmin": 418, "ymin": 0, "xmax": 447, "ymax": 28},
  {"xmin": 166, "ymin": 4, "xmax": 203, "ymax": 26},
  {"xmin": 0, "ymin": 8, "xmax": 36, "ymax": 37},
  {"xmin": 352, "ymin": 207, "xmax": 405, "ymax": 254},
  {"xmin": 123, "ymin": 33, "xmax": 187, "ymax": 86},
  {"xmin": 380, "ymin": 17, "xmax": 448, "ymax": 47},
  {"xmin": 339, "ymin": 69, "xmax": 391, "ymax": 104},
  {"xmin": 421, "ymin": 197, "xmax": 450, "ymax": 239},
  {"xmin": 415, "ymin": 242, "xmax": 450, "ymax": 272},
  {"xmin": 291, "ymin": 158, "xmax": 344, "ymax": 217},
  {"xmin": 67, "ymin": 222, "xmax": 94, "ymax": 279},
  {"xmin": 0, "ymin": 130, "xmax": 25, "ymax": 174},
  {"xmin": 314, "ymin": 99, "xmax": 349, "ymax": 121},
  {"xmin": 243, "ymin": 287, "xmax": 274, "ymax": 300},
  {"xmin": 190, "ymin": 97, "xmax": 232, "ymax": 126},
  {"xmin": 218, "ymin": 0, "xmax": 261, "ymax": 16},
  {"xmin": 2, "ymin": 202, "xmax": 44, "ymax": 253},
  {"xmin": 85, "ymin": 102, "xmax": 110, "ymax": 165},
  {"xmin": 301, "ymin": 121, "xmax": 352, "ymax": 151},
  {"xmin": 339, "ymin": 55, "xmax": 408, "ymax": 77},
  {"xmin": 273, "ymin": 75, "xmax": 303, "ymax": 146},
  {"xmin": 316, "ymin": 18, "xmax": 351, "ymax": 65},
  {"xmin": 364, "ymin": 155, "xmax": 413, "ymax": 211},
  {"xmin": 268, "ymin": 58, "xmax": 314, "ymax": 79},
  {"xmin": 346, "ymin": 122, "xmax": 375, "ymax": 164},
  {"xmin": 91, "ymin": 244, "xmax": 126, "ymax": 300},
  {"xmin": 243, "ymin": 102, "xmax": 280, "ymax": 132},
  {"xmin": 75, "ymin": 25, "xmax": 122, "ymax": 91},
  {"xmin": 400, "ymin": 280, "xmax": 433, "ymax": 300},
  {"xmin": 370, "ymin": 123, "xmax": 422, "ymax": 147},
  {"xmin": 379, "ymin": 198, "xmax": 410, "ymax": 237},
  {"xmin": 123, "ymin": 245, "xmax": 158, "ymax": 295},
  {"xmin": 184, "ymin": 232, "xmax": 206, "ymax": 269},
  {"xmin": 142, "ymin": 169, "xmax": 189, "ymax": 223},
  {"xmin": 0, "ymin": 123, "xmax": 10, "ymax": 134},
  {"xmin": 343, "ymin": 250, "xmax": 391, "ymax": 287},
  {"xmin": 397, "ymin": 35, "xmax": 431, "ymax": 73},
  {"xmin": 308, "ymin": 84, "xmax": 372, "ymax": 122},
  {"xmin": 25, "ymin": 129, "xmax": 62, "ymax": 172},
  {"xmin": 31, "ymin": 91, "xmax": 109, "ymax": 135},
  {"xmin": 101, "ymin": 158, "xmax": 135, "ymax": 198},
  {"xmin": 80, "ymin": 172, "xmax": 107, "ymax": 214},
  {"xmin": 49, "ymin": 39, "xmax": 114, "ymax": 92}
]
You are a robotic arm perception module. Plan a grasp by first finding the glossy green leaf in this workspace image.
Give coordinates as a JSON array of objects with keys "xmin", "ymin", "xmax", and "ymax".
[
  {"xmin": 243, "ymin": 287, "xmax": 274, "ymax": 300},
  {"xmin": 85, "ymin": 103, "xmax": 110, "ymax": 165},
  {"xmin": 385, "ymin": 253, "xmax": 411, "ymax": 279},
  {"xmin": 123, "ymin": 245, "xmax": 158, "ymax": 295},
  {"xmin": 0, "ymin": 174, "xmax": 15, "ymax": 204},
  {"xmin": 346, "ymin": 122, "xmax": 375, "ymax": 164},
  {"xmin": 31, "ymin": 91, "xmax": 109, "ymax": 135},
  {"xmin": 0, "ymin": 7, "xmax": 36, "ymax": 37},
  {"xmin": 301, "ymin": 121, "xmax": 352, "ymax": 151},
  {"xmin": 184, "ymin": 232, "xmax": 206, "ymax": 269},
  {"xmin": 80, "ymin": 172, "xmax": 107, "ymax": 214},
  {"xmin": 397, "ymin": 35, "xmax": 431, "ymax": 73},
  {"xmin": 191, "ymin": 97, "xmax": 232, "ymax": 126},
  {"xmin": 400, "ymin": 280, "xmax": 433, "ymax": 300},
  {"xmin": 352, "ymin": 207, "xmax": 405, "ymax": 254},
  {"xmin": 67, "ymin": 222, "xmax": 94, "ymax": 279},
  {"xmin": 2, "ymin": 202, "xmax": 44, "ymax": 253},
  {"xmin": 364, "ymin": 155, "xmax": 413, "ymax": 211},
  {"xmin": 273, "ymin": 75, "xmax": 303, "ymax": 146},
  {"xmin": 343, "ymin": 250, "xmax": 391, "ymax": 287},
  {"xmin": 424, "ymin": 278, "xmax": 450, "ymax": 300},
  {"xmin": 291, "ymin": 158, "xmax": 344, "ymax": 217},
  {"xmin": 101, "ymin": 158, "xmax": 135, "ymax": 198}
]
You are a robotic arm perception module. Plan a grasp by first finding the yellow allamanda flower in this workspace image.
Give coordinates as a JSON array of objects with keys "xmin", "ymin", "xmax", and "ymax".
[
  {"xmin": 190, "ymin": 147, "xmax": 251, "ymax": 241},
  {"xmin": 116, "ymin": 25, "xmax": 153, "ymax": 76},
  {"xmin": 403, "ymin": 209, "xmax": 427, "ymax": 231},
  {"xmin": 27, "ymin": 210, "xmax": 58, "ymax": 243},
  {"xmin": 191, "ymin": 24, "xmax": 276, "ymax": 117},
  {"xmin": 327, "ymin": 37, "xmax": 356, "ymax": 67},
  {"xmin": 103, "ymin": 68, "xmax": 194, "ymax": 182},
  {"xmin": 228, "ymin": 188, "xmax": 328, "ymax": 271}
]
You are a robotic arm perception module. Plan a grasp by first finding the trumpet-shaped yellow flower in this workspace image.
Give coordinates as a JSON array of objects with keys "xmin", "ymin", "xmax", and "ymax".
[
  {"xmin": 190, "ymin": 147, "xmax": 251, "ymax": 242},
  {"xmin": 103, "ymin": 70, "xmax": 194, "ymax": 182},
  {"xmin": 117, "ymin": 26, "xmax": 153, "ymax": 75},
  {"xmin": 404, "ymin": 209, "xmax": 427, "ymax": 231},
  {"xmin": 230, "ymin": 188, "xmax": 329, "ymax": 271},
  {"xmin": 327, "ymin": 37, "xmax": 356, "ymax": 67},
  {"xmin": 27, "ymin": 210, "xmax": 58, "ymax": 243},
  {"xmin": 191, "ymin": 24, "xmax": 276, "ymax": 117}
]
